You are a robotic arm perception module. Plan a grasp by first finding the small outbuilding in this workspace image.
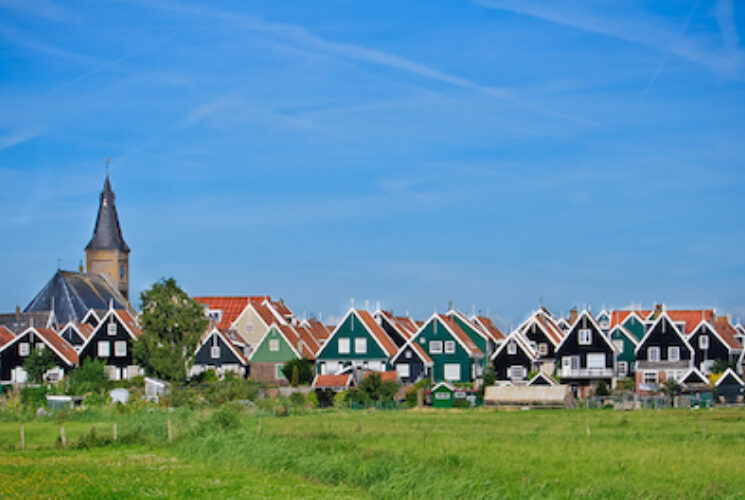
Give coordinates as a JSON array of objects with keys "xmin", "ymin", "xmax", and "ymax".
[
  {"xmin": 145, "ymin": 377, "xmax": 170, "ymax": 403},
  {"xmin": 715, "ymin": 368, "xmax": 745, "ymax": 404}
]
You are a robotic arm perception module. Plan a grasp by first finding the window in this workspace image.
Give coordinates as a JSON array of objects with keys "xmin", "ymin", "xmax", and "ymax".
[
  {"xmin": 107, "ymin": 322, "xmax": 117, "ymax": 336},
  {"xmin": 699, "ymin": 335, "xmax": 709, "ymax": 349},
  {"xmin": 579, "ymin": 329, "xmax": 592, "ymax": 345},
  {"xmin": 430, "ymin": 340, "xmax": 443, "ymax": 354},
  {"xmin": 368, "ymin": 361, "xmax": 382, "ymax": 371},
  {"xmin": 613, "ymin": 340, "xmax": 624, "ymax": 353},
  {"xmin": 119, "ymin": 266, "xmax": 125, "ymax": 279},
  {"xmin": 444, "ymin": 363, "xmax": 460, "ymax": 381},
  {"xmin": 587, "ymin": 353, "xmax": 606, "ymax": 369},
  {"xmin": 405, "ymin": 350, "xmax": 412, "ymax": 359},
  {"xmin": 355, "ymin": 337, "xmax": 367, "ymax": 354},
  {"xmin": 668, "ymin": 346, "xmax": 680, "ymax": 362},
  {"xmin": 207, "ymin": 310, "xmax": 222, "ymax": 323},
  {"xmin": 444, "ymin": 341, "xmax": 455, "ymax": 354},
  {"xmin": 538, "ymin": 343, "xmax": 548, "ymax": 356},
  {"xmin": 114, "ymin": 341, "xmax": 127, "ymax": 357},
  {"xmin": 507, "ymin": 341, "xmax": 516, "ymax": 355},
  {"xmin": 275, "ymin": 364, "xmax": 285, "ymax": 379},
  {"xmin": 648, "ymin": 346, "xmax": 660, "ymax": 362},
  {"xmin": 617, "ymin": 361, "xmax": 628, "ymax": 376},
  {"xmin": 338, "ymin": 338, "xmax": 350, "ymax": 354},
  {"xmin": 19, "ymin": 342, "xmax": 30, "ymax": 357},
  {"xmin": 36, "ymin": 343, "xmax": 45, "ymax": 353},
  {"xmin": 643, "ymin": 371, "xmax": 658, "ymax": 385},
  {"xmin": 419, "ymin": 337, "xmax": 426, "ymax": 344},
  {"xmin": 508, "ymin": 365, "xmax": 526, "ymax": 379},
  {"xmin": 211, "ymin": 345, "xmax": 220, "ymax": 359},
  {"xmin": 435, "ymin": 391, "xmax": 451, "ymax": 400},
  {"xmin": 98, "ymin": 341, "xmax": 110, "ymax": 357},
  {"xmin": 269, "ymin": 339, "xmax": 280, "ymax": 352},
  {"xmin": 396, "ymin": 363, "xmax": 410, "ymax": 378}
]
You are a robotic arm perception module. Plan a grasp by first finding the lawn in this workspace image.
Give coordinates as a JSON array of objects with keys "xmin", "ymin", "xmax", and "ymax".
[{"xmin": 1, "ymin": 407, "xmax": 744, "ymax": 498}]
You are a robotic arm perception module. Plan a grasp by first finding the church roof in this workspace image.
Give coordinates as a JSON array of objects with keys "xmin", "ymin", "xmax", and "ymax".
[
  {"xmin": 24, "ymin": 270, "xmax": 132, "ymax": 323},
  {"xmin": 85, "ymin": 175, "xmax": 129, "ymax": 252}
]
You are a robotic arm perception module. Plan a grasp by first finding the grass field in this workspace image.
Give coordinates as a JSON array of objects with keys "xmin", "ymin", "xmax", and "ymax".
[{"xmin": 2, "ymin": 407, "xmax": 745, "ymax": 498}]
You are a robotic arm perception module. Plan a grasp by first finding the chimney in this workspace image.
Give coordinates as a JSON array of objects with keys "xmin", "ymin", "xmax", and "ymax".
[
  {"xmin": 78, "ymin": 260, "xmax": 84, "ymax": 273},
  {"xmin": 654, "ymin": 303, "xmax": 663, "ymax": 318},
  {"xmin": 569, "ymin": 308, "xmax": 578, "ymax": 325},
  {"xmin": 15, "ymin": 305, "xmax": 20, "ymax": 322},
  {"xmin": 448, "ymin": 300, "xmax": 453, "ymax": 312}
]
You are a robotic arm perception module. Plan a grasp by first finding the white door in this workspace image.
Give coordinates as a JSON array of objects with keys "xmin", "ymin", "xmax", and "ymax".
[{"xmin": 12, "ymin": 367, "xmax": 27, "ymax": 384}]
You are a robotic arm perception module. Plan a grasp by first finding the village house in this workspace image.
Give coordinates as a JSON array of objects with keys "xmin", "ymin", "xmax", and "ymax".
[
  {"xmin": 78, "ymin": 305, "xmax": 143, "ymax": 380},
  {"xmin": 491, "ymin": 331, "xmax": 537, "ymax": 383},
  {"xmin": 634, "ymin": 312, "xmax": 694, "ymax": 393},
  {"xmin": 0, "ymin": 327, "xmax": 78, "ymax": 383},
  {"xmin": 191, "ymin": 327, "xmax": 249, "ymax": 378}
]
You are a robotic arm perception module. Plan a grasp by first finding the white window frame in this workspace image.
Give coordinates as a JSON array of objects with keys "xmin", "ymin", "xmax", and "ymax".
[
  {"xmin": 699, "ymin": 335, "xmax": 709, "ymax": 350},
  {"xmin": 579, "ymin": 328, "xmax": 592, "ymax": 345},
  {"xmin": 275, "ymin": 364, "xmax": 285, "ymax": 379},
  {"xmin": 396, "ymin": 363, "xmax": 410, "ymax": 379},
  {"xmin": 269, "ymin": 339, "xmax": 280, "ymax": 352},
  {"xmin": 404, "ymin": 350, "xmax": 412, "ymax": 359},
  {"xmin": 98, "ymin": 341, "xmax": 110, "ymax": 358},
  {"xmin": 507, "ymin": 341, "xmax": 517, "ymax": 355},
  {"xmin": 211, "ymin": 345, "xmax": 220, "ymax": 359},
  {"xmin": 114, "ymin": 340, "xmax": 127, "ymax": 357},
  {"xmin": 648, "ymin": 346, "xmax": 660, "ymax": 362},
  {"xmin": 613, "ymin": 340, "xmax": 624, "ymax": 353},
  {"xmin": 19, "ymin": 342, "xmax": 30, "ymax": 357},
  {"xmin": 538, "ymin": 343, "xmax": 548, "ymax": 356},
  {"xmin": 107, "ymin": 322, "xmax": 117, "ymax": 336},
  {"xmin": 617, "ymin": 361, "xmax": 628, "ymax": 376},
  {"xmin": 668, "ymin": 346, "xmax": 680, "ymax": 362},
  {"xmin": 587, "ymin": 353, "xmax": 606, "ymax": 369},
  {"xmin": 429, "ymin": 340, "xmax": 443, "ymax": 354},
  {"xmin": 338, "ymin": 337, "xmax": 350, "ymax": 354},
  {"xmin": 444, "ymin": 340, "xmax": 456, "ymax": 354},
  {"xmin": 355, "ymin": 337, "xmax": 367, "ymax": 354},
  {"xmin": 643, "ymin": 371, "xmax": 658, "ymax": 385},
  {"xmin": 443, "ymin": 363, "xmax": 460, "ymax": 381},
  {"xmin": 36, "ymin": 343, "xmax": 45, "ymax": 353},
  {"xmin": 508, "ymin": 365, "xmax": 526, "ymax": 379}
]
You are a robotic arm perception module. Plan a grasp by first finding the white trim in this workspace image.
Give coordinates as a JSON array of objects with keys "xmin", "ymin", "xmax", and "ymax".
[
  {"xmin": 0, "ymin": 327, "xmax": 76, "ymax": 367},
  {"xmin": 390, "ymin": 339, "xmax": 434, "ymax": 367},
  {"xmin": 447, "ymin": 310, "xmax": 490, "ymax": 344},
  {"xmin": 521, "ymin": 316, "xmax": 561, "ymax": 347},
  {"xmin": 527, "ymin": 372, "xmax": 558, "ymax": 386},
  {"xmin": 633, "ymin": 312, "xmax": 693, "ymax": 357},
  {"xmin": 317, "ymin": 309, "xmax": 395, "ymax": 359},
  {"xmin": 431, "ymin": 381, "xmax": 455, "ymax": 392},
  {"xmin": 690, "ymin": 320, "xmax": 733, "ymax": 351},
  {"xmin": 715, "ymin": 368, "xmax": 745, "ymax": 387},
  {"xmin": 490, "ymin": 330, "xmax": 537, "ymax": 361},
  {"xmin": 609, "ymin": 324, "xmax": 639, "ymax": 347},
  {"xmin": 422, "ymin": 313, "xmax": 482, "ymax": 357},
  {"xmin": 81, "ymin": 309, "xmax": 100, "ymax": 326},
  {"xmin": 248, "ymin": 323, "xmax": 301, "ymax": 361},
  {"xmin": 197, "ymin": 327, "xmax": 248, "ymax": 365},
  {"xmin": 556, "ymin": 310, "xmax": 618, "ymax": 353},
  {"xmin": 680, "ymin": 367, "xmax": 710, "ymax": 386},
  {"xmin": 79, "ymin": 308, "xmax": 139, "ymax": 355}
]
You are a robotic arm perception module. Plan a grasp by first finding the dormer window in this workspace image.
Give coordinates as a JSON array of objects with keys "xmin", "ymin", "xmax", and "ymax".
[
  {"xmin": 579, "ymin": 329, "xmax": 592, "ymax": 345},
  {"xmin": 207, "ymin": 310, "xmax": 222, "ymax": 323}
]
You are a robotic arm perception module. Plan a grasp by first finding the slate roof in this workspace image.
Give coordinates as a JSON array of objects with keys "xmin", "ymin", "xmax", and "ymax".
[
  {"xmin": 0, "ymin": 311, "xmax": 55, "ymax": 333},
  {"xmin": 24, "ymin": 270, "xmax": 133, "ymax": 323},
  {"xmin": 85, "ymin": 175, "xmax": 130, "ymax": 252}
]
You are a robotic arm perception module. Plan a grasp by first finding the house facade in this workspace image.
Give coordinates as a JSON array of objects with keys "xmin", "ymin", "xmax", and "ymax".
[
  {"xmin": 78, "ymin": 307, "xmax": 142, "ymax": 380},
  {"xmin": 491, "ymin": 332, "xmax": 536, "ymax": 383},
  {"xmin": 0, "ymin": 327, "xmax": 78, "ymax": 384},
  {"xmin": 192, "ymin": 327, "xmax": 249, "ymax": 378},
  {"xmin": 634, "ymin": 313, "xmax": 693, "ymax": 393}
]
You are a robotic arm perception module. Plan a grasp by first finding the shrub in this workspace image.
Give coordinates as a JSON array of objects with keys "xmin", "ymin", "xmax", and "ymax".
[
  {"xmin": 333, "ymin": 390, "xmax": 348, "ymax": 408},
  {"xmin": 20, "ymin": 387, "xmax": 48, "ymax": 409},
  {"xmin": 453, "ymin": 398, "xmax": 471, "ymax": 409},
  {"xmin": 210, "ymin": 405, "xmax": 240, "ymax": 430},
  {"xmin": 281, "ymin": 358, "xmax": 314, "ymax": 385},
  {"xmin": 289, "ymin": 391, "xmax": 306, "ymax": 407},
  {"xmin": 66, "ymin": 358, "xmax": 107, "ymax": 396},
  {"xmin": 74, "ymin": 427, "xmax": 114, "ymax": 449},
  {"xmin": 595, "ymin": 381, "xmax": 610, "ymax": 396},
  {"xmin": 307, "ymin": 390, "xmax": 319, "ymax": 409}
]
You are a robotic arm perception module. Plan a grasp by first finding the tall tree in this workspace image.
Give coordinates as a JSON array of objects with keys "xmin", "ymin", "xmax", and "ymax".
[
  {"xmin": 133, "ymin": 278, "xmax": 208, "ymax": 382},
  {"xmin": 23, "ymin": 348, "xmax": 57, "ymax": 383}
]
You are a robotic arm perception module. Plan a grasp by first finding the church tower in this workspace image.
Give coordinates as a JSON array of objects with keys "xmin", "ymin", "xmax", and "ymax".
[{"xmin": 85, "ymin": 171, "xmax": 130, "ymax": 299}]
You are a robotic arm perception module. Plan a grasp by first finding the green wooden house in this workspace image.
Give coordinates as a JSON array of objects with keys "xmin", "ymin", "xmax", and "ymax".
[
  {"xmin": 249, "ymin": 323, "xmax": 302, "ymax": 383},
  {"xmin": 430, "ymin": 382, "xmax": 456, "ymax": 408},
  {"xmin": 609, "ymin": 324, "xmax": 638, "ymax": 379},
  {"xmin": 447, "ymin": 310, "xmax": 497, "ymax": 365},
  {"xmin": 315, "ymin": 309, "xmax": 398, "ymax": 375},
  {"xmin": 410, "ymin": 314, "xmax": 483, "ymax": 383}
]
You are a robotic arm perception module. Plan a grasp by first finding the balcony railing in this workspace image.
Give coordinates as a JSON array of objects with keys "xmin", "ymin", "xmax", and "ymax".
[{"xmin": 559, "ymin": 368, "xmax": 614, "ymax": 379}]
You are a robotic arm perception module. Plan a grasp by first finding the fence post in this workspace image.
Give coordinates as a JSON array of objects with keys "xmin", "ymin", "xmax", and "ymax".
[
  {"xmin": 167, "ymin": 419, "xmax": 173, "ymax": 444},
  {"xmin": 20, "ymin": 424, "xmax": 25, "ymax": 451},
  {"xmin": 585, "ymin": 418, "xmax": 591, "ymax": 438},
  {"xmin": 113, "ymin": 422, "xmax": 118, "ymax": 442},
  {"xmin": 60, "ymin": 425, "xmax": 66, "ymax": 447}
]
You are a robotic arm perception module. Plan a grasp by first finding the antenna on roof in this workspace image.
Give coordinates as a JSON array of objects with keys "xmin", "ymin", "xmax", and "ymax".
[
  {"xmin": 57, "ymin": 258, "xmax": 61, "ymax": 270},
  {"xmin": 350, "ymin": 297, "xmax": 354, "ymax": 309},
  {"xmin": 471, "ymin": 304, "xmax": 475, "ymax": 317}
]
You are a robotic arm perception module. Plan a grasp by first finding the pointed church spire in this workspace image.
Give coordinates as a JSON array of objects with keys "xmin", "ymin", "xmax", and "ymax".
[{"xmin": 85, "ymin": 166, "xmax": 130, "ymax": 252}]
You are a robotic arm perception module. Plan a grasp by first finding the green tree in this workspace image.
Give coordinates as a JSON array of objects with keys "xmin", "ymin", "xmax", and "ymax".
[
  {"xmin": 711, "ymin": 358, "xmax": 733, "ymax": 374},
  {"xmin": 290, "ymin": 365, "xmax": 300, "ymax": 386},
  {"xmin": 594, "ymin": 380, "xmax": 610, "ymax": 396},
  {"xmin": 66, "ymin": 358, "xmax": 108, "ymax": 395},
  {"xmin": 662, "ymin": 378, "xmax": 682, "ymax": 406},
  {"xmin": 23, "ymin": 348, "xmax": 57, "ymax": 384},
  {"xmin": 281, "ymin": 358, "xmax": 314, "ymax": 385},
  {"xmin": 133, "ymin": 278, "xmax": 208, "ymax": 382},
  {"xmin": 358, "ymin": 373, "xmax": 398, "ymax": 402}
]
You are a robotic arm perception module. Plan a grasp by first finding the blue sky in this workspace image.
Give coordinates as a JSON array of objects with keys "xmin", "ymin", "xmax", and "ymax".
[{"xmin": 1, "ymin": 0, "xmax": 744, "ymax": 327}]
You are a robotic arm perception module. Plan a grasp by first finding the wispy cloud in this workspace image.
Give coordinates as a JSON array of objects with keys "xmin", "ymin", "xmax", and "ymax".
[
  {"xmin": 0, "ymin": 23, "xmax": 91, "ymax": 62},
  {"xmin": 0, "ymin": 0, "xmax": 82, "ymax": 24},
  {"xmin": 140, "ymin": 0, "xmax": 589, "ymax": 124},
  {"xmin": 477, "ymin": 0, "xmax": 745, "ymax": 80},
  {"xmin": 0, "ymin": 128, "xmax": 42, "ymax": 150}
]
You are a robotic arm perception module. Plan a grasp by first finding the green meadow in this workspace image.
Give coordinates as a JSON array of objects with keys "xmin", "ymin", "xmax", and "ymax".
[{"xmin": 1, "ymin": 408, "xmax": 744, "ymax": 498}]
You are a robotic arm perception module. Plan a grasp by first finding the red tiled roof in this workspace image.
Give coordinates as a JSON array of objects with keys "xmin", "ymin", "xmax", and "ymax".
[
  {"xmin": 356, "ymin": 310, "xmax": 398, "ymax": 356},
  {"xmin": 269, "ymin": 300, "xmax": 293, "ymax": 318},
  {"xmin": 313, "ymin": 373, "xmax": 353, "ymax": 389},
  {"xmin": 667, "ymin": 310, "xmax": 715, "ymax": 334},
  {"xmin": 535, "ymin": 314, "xmax": 563, "ymax": 345},
  {"xmin": 36, "ymin": 327, "xmax": 78, "ymax": 365},
  {"xmin": 610, "ymin": 310, "xmax": 652, "ymax": 328},
  {"xmin": 475, "ymin": 316, "xmax": 505, "ymax": 341},
  {"xmin": 71, "ymin": 322, "xmax": 94, "ymax": 340},
  {"xmin": 293, "ymin": 325, "xmax": 321, "ymax": 359},
  {"xmin": 304, "ymin": 318, "xmax": 330, "ymax": 342},
  {"xmin": 362, "ymin": 370, "xmax": 397, "ymax": 383},
  {"xmin": 116, "ymin": 310, "xmax": 142, "ymax": 338},
  {"xmin": 410, "ymin": 341, "xmax": 433, "ymax": 364},
  {"xmin": 0, "ymin": 326, "xmax": 14, "ymax": 347},
  {"xmin": 193, "ymin": 296, "xmax": 268, "ymax": 330},
  {"xmin": 438, "ymin": 315, "xmax": 482, "ymax": 356},
  {"xmin": 712, "ymin": 318, "xmax": 743, "ymax": 350},
  {"xmin": 252, "ymin": 302, "xmax": 282, "ymax": 328}
]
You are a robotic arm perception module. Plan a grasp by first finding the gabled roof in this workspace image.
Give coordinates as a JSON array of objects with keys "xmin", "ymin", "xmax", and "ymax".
[
  {"xmin": 376, "ymin": 310, "xmax": 418, "ymax": 340},
  {"xmin": 633, "ymin": 312, "xmax": 693, "ymax": 356},
  {"xmin": 25, "ymin": 270, "xmax": 133, "ymax": 323},
  {"xmin": 435, "ymin": 314, "xmax": 483, "ymax": 357},
  {"xmin": 81, "ymin": 309, "xmax": 100, "ymax": 326},
  {"xmin": 715, "ymin": 368, "xmax": 745, "ymax": 387},
  {"xmin": 197, "ymin": 327, "xmax": 248, "ymax": 364},
  {"xmin": 558, "ymin": 310, "xmax": 617, "ymax": 353},
  {"xmin": 447, "ymin": 310, "xmax": 492, "ymax": 345},
  {"xmin": 527, "ymin": 372, "xmax": 558, "ymax": 386},
  {"xmin": 85, "ymin": 174, "xmax": 130, "ymax": 252},
  {"xmin": 609, "ymin": 324, "xmax": 639, "ymax": 347},
  {"xmin": 1, "ymin": 327, "xmax": 79, "ymax": 366},
  {"xmin": 354, "ymin": 310, "xmax": 398, "ymax": 357},
  {"xmin": 522, "ymin": 313, "xmax": 563, "ymax": 347},
  {"xmin": 0, "ymin": 326, "xmax": 14, "ymax": 347},
  {"xmin": 610, "ymin": 310, "xmax": 651, "ymax": 328},
  {"xmin": 470, "ymin": 315, "xmax": 505, "ymax": 342},
  {"xmin": 431, "ymin": 381, "xmax": 455, "ymax": 392},
  {"xmin": 491, "ymin": 330, "xmax": 537, "ymax": 361},
  {"xmin": 690, "ymin": 319, "xmax": 743, "ymax": 351},
  {"xmin": 268, "ymin": 299, "xmax": 293, "ymax": 319},
  {"xmin": 312, "ymin": 373, "xmax": 353, "ymax": 389},
  {"xmin": 80, "ymin": 307, "xmax": 142, "ymax": 354},
  {"xmin": 192, "ymin": 296, "xmax": 268, "ymax": 331},
  {"xmin": 301, "ymin": 318, "xmax": 331, "ymax": 343},
  {"xmin": 60, "ymin": 321, "xmax": 94, "ymax": 341},
  {"xmin": 390, "ymin": 337, "xmax": 434, "ymax": 366},
  {"xmin": 249, "ymin": 322, "xmax": 309, "ymax": 361},
  {"xmin": 680, "ymin": 368, "xmax": 710, "ymax": 386}
]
